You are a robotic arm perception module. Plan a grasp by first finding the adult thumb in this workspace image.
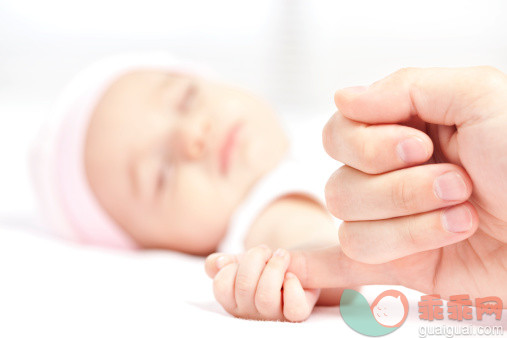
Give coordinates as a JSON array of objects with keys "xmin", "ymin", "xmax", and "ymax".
[{"xmin": 335, "ymin": 66, "xmax": 507, "ymax": 127}]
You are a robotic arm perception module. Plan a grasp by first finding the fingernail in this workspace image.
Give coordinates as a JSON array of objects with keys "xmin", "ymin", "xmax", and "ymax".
[
  {"xmin": 338, "ymin": 86, "xmax": 368, "ymax": 99},
  {"xmin": 396, "ymin": 137, "xmax": 428, "ymax": 163},
  {"xmin": 434, "ymin": 172, "xmax": 468, "ymax": 201},
  {"xmin": 273, "ymin": 248, "xmax": 287, "ymax": 257},
  {"xmin": 216, "ymin": 256, "xmax": 229, "ymax": 270},
  {"xmin": 442, "ymin": 205, "xmax": 473, "ymax": 233}
]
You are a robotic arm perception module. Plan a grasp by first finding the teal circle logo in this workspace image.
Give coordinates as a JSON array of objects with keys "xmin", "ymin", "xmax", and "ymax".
[{"xmin": 340, "ymin": 289, "xmax": 409, "ymax": 336}]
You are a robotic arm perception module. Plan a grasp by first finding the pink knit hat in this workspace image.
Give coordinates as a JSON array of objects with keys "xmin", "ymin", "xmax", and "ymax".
[{"xmin": 29, "ymin": 52, "xmax": 214, "ymax": 250}]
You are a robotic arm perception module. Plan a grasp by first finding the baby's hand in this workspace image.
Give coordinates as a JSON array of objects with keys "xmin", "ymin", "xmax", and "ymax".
[{"xmin": 205, "ymin": 245, "xmax": 320, "ymax": 322}]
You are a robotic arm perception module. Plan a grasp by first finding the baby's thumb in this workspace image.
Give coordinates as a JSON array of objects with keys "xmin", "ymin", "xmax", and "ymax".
[
  {"xmin": 335, "ymin": 66, "xmax": 507, "ymax": 127},
  {"xmin": 287, "ymin": 246, "xmax": 397, "ymax": 289},
  {"xmin": 204, "ymin": 253, "xmax": 239, "ymax": 278}
]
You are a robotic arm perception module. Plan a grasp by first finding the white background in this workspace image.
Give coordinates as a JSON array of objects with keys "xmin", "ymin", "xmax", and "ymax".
[{"xmin": 1, "ymin": 0, "xmax": 507, "ymax": 217}]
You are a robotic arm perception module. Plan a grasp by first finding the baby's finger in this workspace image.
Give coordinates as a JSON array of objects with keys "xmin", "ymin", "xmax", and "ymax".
[
  {"xmin": 254, "ymin": 248, "xmax": 290, "ymax": 319},
  {"xmin": 205, "ymin": 253, "xmax": 239, "ymax": 278},
  {"xmin": 326, "ymin": 163, "xmax": 472, "ymax": 221},
  {"xmin": 322, "ymin": 111, "xmax": 433, "ymax": 174},
  {"xmin": 234, "ymin": 245, "xmax": 272, "ymax": 315},
  {"xmin": 213, "ymin": 263, "xmax": 239, "ymax": 314},
  {"xmin": 339, "ymin": 201, "xmax": 478, "ymax": 264},
  {"xmin": 282, "ymin": 273, "xmax": 321, "ymax": 322}
]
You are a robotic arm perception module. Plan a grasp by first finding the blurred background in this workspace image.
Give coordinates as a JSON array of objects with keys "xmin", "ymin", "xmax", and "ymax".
[{"xmin": 1, "ymin": 0, "xmax": 506, "ymax": 222}]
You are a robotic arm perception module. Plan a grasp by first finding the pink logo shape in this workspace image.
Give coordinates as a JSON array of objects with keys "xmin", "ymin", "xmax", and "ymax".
[{"xmin": 370, "ymin": 290, "xmax": 409, "ymax": 328}]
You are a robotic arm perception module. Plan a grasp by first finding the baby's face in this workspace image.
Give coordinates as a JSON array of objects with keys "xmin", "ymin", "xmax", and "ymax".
[{"xmin": 84, "ymin": 70, "xmax": 288, "ymax": 254}]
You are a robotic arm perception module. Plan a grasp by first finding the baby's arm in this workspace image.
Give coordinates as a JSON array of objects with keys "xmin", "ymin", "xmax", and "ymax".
[
  {"xmin": 243, "ymin": 193, "xmax": 339, "ymax": 250},
  {"xmin": 206, "ymin": 194, "xmax": 342, "ymax": 321}
]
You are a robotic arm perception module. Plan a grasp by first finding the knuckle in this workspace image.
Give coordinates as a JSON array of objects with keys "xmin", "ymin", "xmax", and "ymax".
[
  {"xmin": 322, "ymin": 113, "xmax": 342, "ymax": 159},
  {"xmin": 334, "ymin": 90, "xmax": 342, "ymax": 106},
  {"xmin": 390, "ymin": 67, "xmax": 420, "ymax": 86},
  {"xmin": 397, "ymin": 67, "xmax": 417, "ymax": 76},
  {"xmin": 476, "ymin": 65, "xmax": 500, "ymax": 75},
  {"xmin": 322, "ymin": 118, "xmax": 333, "ymax": 153},
  {"xmin": 391, "ymin": 178, "xmax": 418, "ymax": 213},
  {"xmin": 392, "ymin": 67, "xmax": 413, "ymax": 79},
  {"xmin": 359, "ymin": 137, "xmax": 381, "ymax": 174},
  {"xmin": 234, "ymin": 274, "xmax": 254, "ymax": 297},
  {"xmin": 339, "ymin": 223, "xmax": 377, "ymax": 264},
  {"xmin": 338, "ymin": 223, "xmax": 361, "ymax": 261},
  {"xmin": 325, "ymin": 168, "xmax": 349, "ymax": 220},
  {"xmin": 477, "ymin": 65, "xmax": 507, "ymax": 90},
  {"xmin": 404, "ymin": 215, "xmax": 419, "ymax": 246}
]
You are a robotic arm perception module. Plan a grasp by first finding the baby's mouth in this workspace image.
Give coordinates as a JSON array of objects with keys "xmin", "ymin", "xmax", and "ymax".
[{"xmin": 219, "ymin": 121, "xmax": 243, "ymax": 175}]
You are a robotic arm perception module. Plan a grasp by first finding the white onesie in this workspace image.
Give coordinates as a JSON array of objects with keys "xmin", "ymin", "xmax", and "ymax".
[{"xmin": 218, "ymin": 114, "xmax": 343, "ymax": 253}]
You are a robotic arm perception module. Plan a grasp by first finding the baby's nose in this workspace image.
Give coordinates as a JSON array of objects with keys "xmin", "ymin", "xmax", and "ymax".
[{"xmin": 180, "ymin": 115, "xmax": 211, "ymax": 160}]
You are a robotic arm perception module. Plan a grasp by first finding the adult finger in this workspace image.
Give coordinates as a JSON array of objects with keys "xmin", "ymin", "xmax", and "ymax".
[
  {"xmin": 287, "ymin": 246, "xmax": 397, "ymax": 289},
  {"xmin": 322, "ymin": 111, "xmax": 433, "ymax": 174},
  {"xmin": 288, "ymin": 201, "xmax": 476, "ymax": 290},
  {"xmin": 288, "ymin": 245, "xmax": 440, "ymax": 293},
  {"xmin": 325, "ymin": 163, "xmax": 472, "ymax": 221},
  {"xmin": 338, "ymin": 202, "xmax": 478, "ymax": 264},
  {"xmin": 334, "ymin": 66, "xmax": 507, "ymax": 126}
]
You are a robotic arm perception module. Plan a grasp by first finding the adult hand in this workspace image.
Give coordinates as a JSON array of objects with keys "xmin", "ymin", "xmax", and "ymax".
[{"xmin": 289, "ymin": 66, "xmax": 507, "ymax": 304}]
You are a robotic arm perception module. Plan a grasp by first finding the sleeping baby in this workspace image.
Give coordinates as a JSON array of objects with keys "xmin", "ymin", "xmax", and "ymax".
[{"xmin": 30, "ymin": 52, "xmax": 342, "ymax": 322}]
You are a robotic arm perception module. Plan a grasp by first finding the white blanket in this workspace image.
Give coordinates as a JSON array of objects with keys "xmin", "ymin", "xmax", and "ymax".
[{"xmin": 1, "ymin": 225, "xmax": 504, "ymax": 338}]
